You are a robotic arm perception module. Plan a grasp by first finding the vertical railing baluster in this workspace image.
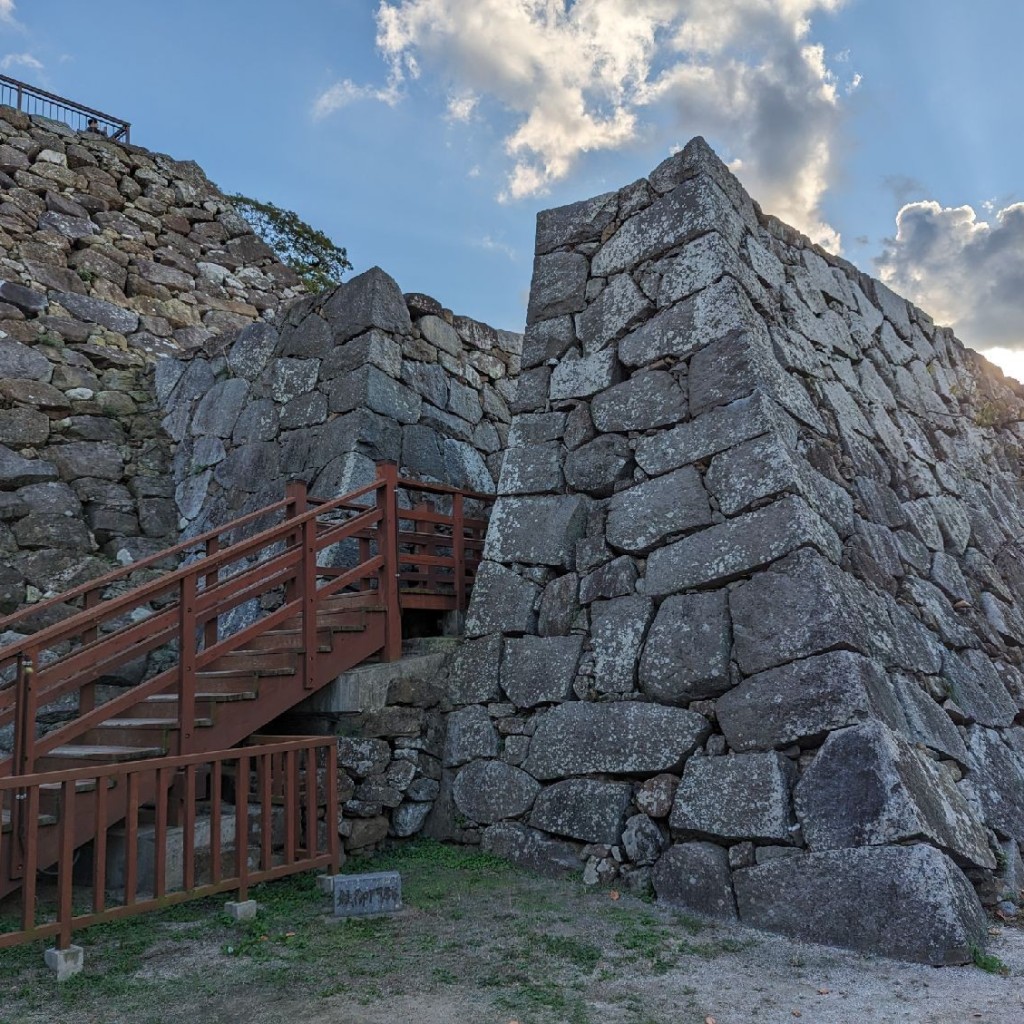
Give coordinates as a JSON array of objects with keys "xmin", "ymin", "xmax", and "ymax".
[
  {"xmin": 178, "ymin": 574, "xmax": 197, "ymax": 755},
  {"xmin": 93, "ymin": 775, "xmax": 107, "ymax": 913},
  {"xmin": 154, "ymin": 767, "xmax": 167, "ymax": 899},
  {"xmin": 19, "ymin": 784, "xmax": 39, "ymax": 934},
  {"xmin": 79, "ymin": 589, "xmax": 102, "ymax": 716},
  {"xmin": 57, "ymin": 779, "xmax": 74, "ymax": 950},
  {"xmin": 453, "ymin": 491, "xmax": 466, "ymax": 611},
  {"xmin": 236, "ymin": 754, "xmax": 250, "ymax": 902},
  {"xmin": 304, "ymin": 746, "xmax": 315, "ymax": 857},
  {"xmin": 378, "ymin": 463, "xmax": 402, "ymax": 661},
  {"xmin": 125, "ymin": 770, "xmax": 139, "ymax": 906},
  {"xmin": 210, "ymin": 759, "xmax": 222, "ymax": 885},
  {"xmin": 301, "ymin": 501, "xmax": 317, "ymax": 690},
  {"xmin": 327, "ymin": 741, "xmax": 340, "ymax": 871},
  {"xmin": 260, "ymin": 753, "xmax": 272, "ymax": 872},
  {"xmin": 182, "ymin": 765, "xmax": 196, "ymax": 892},
  {"xmin": 284, "ymin": 749, "xmax": 297, "ymax": 865}
]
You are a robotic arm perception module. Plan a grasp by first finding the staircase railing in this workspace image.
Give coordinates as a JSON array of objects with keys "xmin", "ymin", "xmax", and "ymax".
[
  {"xmin": 0, "ymin": 74, "xmax": 131, "ymax": 142},
  {"xmin": 0, "ymin": 737, "xmax": 337, "ymax": 950},
  {"xmin": 0, "ymin": 464, "xmax": 492, "ymax": 780}
]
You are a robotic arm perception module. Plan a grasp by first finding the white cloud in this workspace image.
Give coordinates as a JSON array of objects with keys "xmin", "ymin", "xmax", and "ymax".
[
  {"xmin": 979, "ymin": 347, "xmax": 1024, "ymax": 385},
  {"xmin": 474, "ymin": 234, "xmax": 518, "ymax": 260},
  {"xmin": 876, "ymin": 200, "xmax": 1024, "ymax": 355},
  {"xmin": 445, "ymin": 92, "xmax": 477, "ymax": 122},
  {"xmin": 318, "ymin": 1, "xmax": 850, "ymax": 246},
  {"xmin": 311, "ymin": 77, "xmax": 400, "ymax": 120},
  {"xmin": 0, "ymin": 1, "xmax": 16, "ymax": 25},
  {"xmin": 1, "ymin": 52, "xmax": 43, "ymax": 73}
]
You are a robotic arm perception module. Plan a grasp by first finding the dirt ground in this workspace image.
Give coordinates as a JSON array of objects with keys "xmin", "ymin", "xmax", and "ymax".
[{"xmin": 2, "ymin": 842, "xmax": 1021, "ymax": 1024}]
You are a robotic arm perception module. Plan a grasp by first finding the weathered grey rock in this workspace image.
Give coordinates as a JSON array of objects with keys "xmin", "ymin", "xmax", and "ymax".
[
  {"xmin": 0, "ymin": 280, "xmax": 47, "ymax": 314},
  {"xmin": 464, "ymin": 562, "xmax": 540, "ymax": 637},
  {"xmin": 965, "ymin": 726, "xmax": 1024, "ymax": 843},
  {"xmin": 606, "ymin": 467, "xmax": 711, "ymax": 553},
  {"xmin": 481, "ymin": 822, "xmax": 580, "ymax": 877},
  {"xmin": 322, "ymin": 266, "xmax": 412, "ymax": 341},
  {"xmin": 592, "ymin": 174, "xmax": 746, "ymax": 277},
  {"xmin": 671, "ymin": 753, "xmax": 796, "ymax": 844},
  {"xmin": 636, "ymin": 775, "xmax": 679, "ymax": 819},
  {"xmin": 443, "ymin": 439, "xmax": 494, "ymax": 493},
  {"xmin": 337, "ymin": 737, "xmax": 392, "ymax": 777},
  {"xmin": 484, "ymin": 495, "xmax": 587, "ymax": 568},
  {"xmin": 54, "ymin": 291, "xmax": 139, "ymax": 334},
  {"xmin": 524, "ymin": 702, "xmax": 710, "ymax": 780},
  {"xmin": 452, "ymin": 760, "xmax": 541, "ymax": 824},
  {"xmin": 530, "ymin": 779, "xmax": 632, "ymax": 844},
  {"xmin": 417, "ymin": 314, "xmax": 461, "ymax": 356},
  {"xmin": 190, "ymin": 378, "xmax": 249, "ymax": 438},
  {"xmin": 563, "ymin": 435, "xmax": 631, "ymax": 497},
  {"xmin": 549, "ymin": 349, "xmax": 621, "ymax": 401},
  {"xmin": 537, "ymin": 573, "xmax": 579, "ymax": 637},
  {"xmin": 639, "ymin": 592, "xmax": 731, "ymax": 704},
  {"xmin": 575, "ymin": 273, "xmax": 652, "ymax": 353},
  {"xmin": 591, "ymin": 371, "xmax": 686, "ymax": 432},
  {"xmin": 890, "ymin": 673, "xmax": 969, "ymax": 765},
  {"xmin": 391, "ymin": 801, "xmax": 432, "ymax": 837},
  {"xmin": 0, "ymin": 407, "xmax": 49, "ymax": 446},
  {"xmin": 447, "ymin": 634, "xmax": 503, "ymax": 704},
  {"xmin": 705, "ymin": 434, "xmax": 808, "ymax": 517},
  {"xmin": 527, "ymin": 251, "xmax": 588, "ymax": 325},
  {"xmin": 716, "ymin": 652, "xmax": 899, "ymax": 752},
  {"xmin": 443, "ymin": 705, "xmax": 500, "ymax": 767},
  {"xmin": 579, "ymin": 555, "xmax": 637, "ymax": 604},
  {"xmin": 622, "ymin": 814, "xmax": 667, "ymax": 866},
  {"xmin": 795, "ymin": 721, "xmax": 994, "ymax": 869},
  {"xmin": 535, "ymin": 190, "xmax": 617, "ymax": 254},
  {"xmin": 0, "ymin": 339, "xmax": 53, "ymax": 382},
  {"xmin": 227, "ymin": 322, "xmax": 279, "ymax": 380},
  {"xmin": 635, "ymin": 393, "xmax": 793, "ymax": 477},
  {"xmin": 501, "ymin": 635, "xmax": 583, "ymax": 707},
  {"xmin": 647, "ymin": 495, "xmax": 840, "ymax": 596},
  {"xmin": 733, "ymin": 845, "xmax": 987, "ymax": 965},
  {"xmin": 942, "ymin": 650, "xmax": 1018, "ymax": 729},
  {"xmin": 652, "ymin": 843, "xmax": 737, "ymax": 921},
  {"xmin": 49, "ymin": 441, "xmax": 123, "ymax": 481},
  {"xmin": 590, "ymin": 595, "xmax": 652, "ymax": 694}
]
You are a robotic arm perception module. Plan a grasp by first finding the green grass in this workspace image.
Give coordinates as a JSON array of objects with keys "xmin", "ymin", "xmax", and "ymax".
[{"xmin": 971, "ymin": 944, "xmax": 1010, "ymax": 976}]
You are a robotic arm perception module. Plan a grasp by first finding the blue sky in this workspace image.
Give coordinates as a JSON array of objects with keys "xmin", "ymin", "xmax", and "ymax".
[{"xmin": 1, "ymin": 1, "xmax": 1022, "ymax": 380}]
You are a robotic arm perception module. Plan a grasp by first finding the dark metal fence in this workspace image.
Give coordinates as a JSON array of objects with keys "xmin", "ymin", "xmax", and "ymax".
[{"xmin": 0, "ymin": 74, "xmax": 130, "ymax": 142}]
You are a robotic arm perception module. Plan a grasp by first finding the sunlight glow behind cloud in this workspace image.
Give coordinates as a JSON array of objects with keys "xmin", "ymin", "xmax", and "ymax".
[{"xmin": 314, "ymin": 0, "xmax": 852, "ymax": 249}]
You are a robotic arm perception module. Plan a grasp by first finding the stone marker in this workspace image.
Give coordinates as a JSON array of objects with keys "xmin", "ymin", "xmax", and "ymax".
[{"xmin": 333, "ymin": 871, "xmax": 403, "ymax": 918}]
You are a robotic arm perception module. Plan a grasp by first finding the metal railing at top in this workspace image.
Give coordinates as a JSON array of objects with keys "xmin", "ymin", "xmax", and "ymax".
[
  {"xmin": 0, "ymin": 737, "xmax": 338, "ymax": 950},
  {"xmin": 0, "ymin": 74, "xmax": 130, "ymax": 143}
]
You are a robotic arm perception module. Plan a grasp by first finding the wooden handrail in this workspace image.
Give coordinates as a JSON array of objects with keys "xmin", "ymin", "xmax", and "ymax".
[{"xmin": 0, "ymin": 464, "xmax": 494, "ymax": 780}]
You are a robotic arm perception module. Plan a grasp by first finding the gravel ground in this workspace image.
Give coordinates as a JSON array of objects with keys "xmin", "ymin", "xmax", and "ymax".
[{"xmin": 2, "ymin": 842, "xmax": 1021, "ymax": 1024}]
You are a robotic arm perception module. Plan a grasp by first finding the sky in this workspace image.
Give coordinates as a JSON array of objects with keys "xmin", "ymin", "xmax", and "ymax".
[{"xmin": 1, "ymin": 1, "xmax": 1022, "ymax": 382}]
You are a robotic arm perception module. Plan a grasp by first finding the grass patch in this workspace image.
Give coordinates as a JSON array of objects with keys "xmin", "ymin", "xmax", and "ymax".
[{"xmin": 971, "ymin": 944, "xmax": 1010, "ymax": 976}]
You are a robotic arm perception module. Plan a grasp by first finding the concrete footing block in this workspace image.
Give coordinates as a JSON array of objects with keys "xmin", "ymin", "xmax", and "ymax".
[
  {"xmin": 332, "ymin": 871, "xmax": 402, "ymax": 917},
  {"xmin": 224, "ymin": 899, "xmax": 258, "ymax": 922},
  {"xmin": 44, "ymin": 945, "xmax": 84, "ymax": 981}
]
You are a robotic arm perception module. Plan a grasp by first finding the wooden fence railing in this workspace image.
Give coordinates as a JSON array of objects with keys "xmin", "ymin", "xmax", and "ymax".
[{"xmin": 0, "ymin": 737, "xmax": 337, "ymax": 950}]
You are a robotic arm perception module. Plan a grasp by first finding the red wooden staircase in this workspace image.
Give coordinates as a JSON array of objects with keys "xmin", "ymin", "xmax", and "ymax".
[{"xmin": 0, "ymin": 464, "xmax": 490, "ymax": 947}]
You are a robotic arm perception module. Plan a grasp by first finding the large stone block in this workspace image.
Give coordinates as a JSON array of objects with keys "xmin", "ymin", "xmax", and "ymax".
[
  {"xmin": 941, "ymin": 650, "xmax": 1018, "ymax": 729},
  {"xmin": 563, "ymin": 435, "xmax": 631, "ymax": 497},
  {"xmin": 321, "ymin": 266, "xmax": 412, "ymax": 341},
  {"xmin": 606, "ymin": 467, "xmax": 711, "ymax": 553},
  {"xmin": 670, "ymin": 753, "xmax": 796, "ymax": 844},
  {"xmin": 501, "ymin": 635, "xmax": 583, "ymax": 707},
  {"xmin": 527, "ymin": 251, "xmax": 588, "ymax": 325},
  {"xmin": 549, "ymin": 348, "xmax": 622, "ymax": 401},
  {"xmin": 592, "ymin": 174, "xmax": 746, "ymax": 277},
  {"xmin": 575, "ymin": 273, "xmax": 652, "ymax": 353},
  {"xmin": 646, "ymin": 496, "xmax": 840, "ymax": 596},
  {"xmin": 639, "ymin": 591, "xmax": 731, "ymax": 704},
  {"xmin": 794, "ymin": 721, "xmax": 994, "ymax": 869},
  {"xmin": 329, "ymin": 365, "xmax": 421, "ymax": 424},
  {"xmin": 635, "ymin": 393, "xmax": 795, "ymax": 477},
  {"xmin": 523, "ymin": 702, "xmax": 710, "ymax": 780},
  {"xmin": 464, "ymin": 562, "xmax": 540, "ymax": 637},
  {"xmin": 965, "ymin": 726, "xmax": 1024, "ymax": 843},
  {"xmin": 443, "ymin": 705, "xmax": 499, "ymax": 768},
  {"xmin": 591, "ymin": 371, "xmax": 686, "ymax": 432},
  {"xmin": 481, "ymin": 822, "xmax": 580, "ymax": 877},
  {"xmin": 530, "ymin": 779, "xmax": 633, "ymax": 844},
  {"xmin": 447, "ymin": 634, "xmax": 503, "ymax": 704},
  {"xmin": 716, "ymin": 651, "xmax": 900, "ymax": 752},
  {"xmin": 484, "ymin": 495, "xmax": 588, "ymax": 568},
  {"xmin": 0, "ymin": 445, "xmax": 57, "ymax": 487},
  {"xmin": 453, "ymin": 760, "xmax": 541, "ymax": 824},
  {"xmin": 535, "ymin": 190, "xmax": 618, "ymax": 254},
  {"xmin": 652, "ymin": 843, "xmax": 737, "ymax": 921},
  {"xmin": 733, "ymin": 845, "xmax": 988, "ymax": 965},
  {"xmin": 590, "ymin": 595, "xmax": 652, "ymax": 694},
  {"xmin": 0, "ymin": 338, "xmax": 53, "ymax": 381},
  {"xmin": 729, "ymin": 550, "xmax": 878, "ymax": 675}
]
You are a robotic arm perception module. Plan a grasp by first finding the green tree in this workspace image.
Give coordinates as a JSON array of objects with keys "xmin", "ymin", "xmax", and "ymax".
[{"xmin": 229, "ymin": 193, "xmax": 352, "ymax": 292}]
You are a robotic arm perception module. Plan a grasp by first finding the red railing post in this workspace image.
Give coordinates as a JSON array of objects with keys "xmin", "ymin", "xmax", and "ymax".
[
  {"xmin": 284, "ymin": 480, "xmax": 307, "ymax": 606},
  {"xmin": 453, "ymin": 491, "xmax": 466, "ymax": 611},
  {"xmin": 178, "ymin": 574, "xmax": 197, "ymax": 755},
  {"xmin": 302, "ymin": 509, "xmax": 317, "ymax": 692},
  {"xmin": 203, "ymin": 535, "xmax": 220, "ymax": 651},
  {"xmin": 377, "ymin": 463, "xmax": 402, "ymax": 662},
  {"xmin": 13, "ymin": 651, "xmax": 37, "ymax": 780}
]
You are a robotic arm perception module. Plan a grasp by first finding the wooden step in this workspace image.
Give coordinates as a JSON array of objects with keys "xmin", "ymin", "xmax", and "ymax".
[
  {"xmin": 2, "ymin": 808, "xmax": 57, "ymax": 833},
  {"xmin": 36, "ymin": 745, "xmax": 167, "ymax": 772},
  {"xmin": 205, "ymin": 649, "xmax": 298, "ymax": 674},
  {"xmin": 244, "ymin": 628, "xmax": 334, "ymax": 653},
  {"xmin": 81, "ymin": 717, "xmax": 213, "ymax": 748}
]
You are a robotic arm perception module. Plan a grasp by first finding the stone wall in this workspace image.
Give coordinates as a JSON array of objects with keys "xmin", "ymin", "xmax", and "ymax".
[
  {"xmin": 439, "ymin": 138, "xmax": 1024, "ymax": 965},
  {"xmin": 159, "ymin": 266, "xmax": 520, "ymax": 539},
  {"xmin": 0, "ymin": 104, "xmax": 302, "ymax": 620}
]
